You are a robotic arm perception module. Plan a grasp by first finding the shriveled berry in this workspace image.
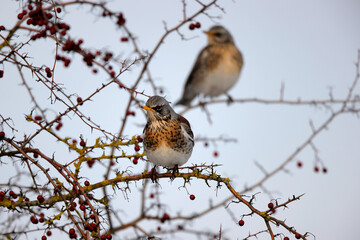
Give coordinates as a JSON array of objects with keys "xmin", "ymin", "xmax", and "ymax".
[
  {"xmin": 238, "ymin": 219, "xmax": 245, "ymax": 226},
  {"xmin": 0, "ymin": 131, "xmax": 5, "ymax": 140}
]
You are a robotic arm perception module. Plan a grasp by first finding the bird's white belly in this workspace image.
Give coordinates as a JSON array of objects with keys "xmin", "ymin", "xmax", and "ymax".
[
  {"xmin": 146, "ymin": 144, "xmax": 192, "ymax": 168},
  {"xmin": 200, "ymin": 69, "xmax": 240, "ymax": 97}
]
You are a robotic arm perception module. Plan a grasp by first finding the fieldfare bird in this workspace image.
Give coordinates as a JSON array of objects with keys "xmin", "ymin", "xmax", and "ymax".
[
  {"xmin": 176, "ymin": 25, "xmax": 244, "ymax": 106},
  {"xmin": 142, "ymin": 96, "xmax": 194, "ymax": 174}
]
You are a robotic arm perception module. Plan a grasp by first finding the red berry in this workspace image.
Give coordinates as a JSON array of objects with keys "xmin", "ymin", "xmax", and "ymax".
[
  {"xmin": 0, "ymin": 26, "xmax": 4, "ymax": 31},
  {"xmin": 110, "ymin": 71, "xmax": 115, "ymax": 77},
  {"xmin": 0, "ymin": 131, "xmax": 5, "ymax": 140},
  {"xmin": 46, "ymin": 230, "xmax": 52, "ymax": 236},
  {"xmin": 56, "ymin": 7, "xmax": 62, "ymax": 13},
  {"xmin": 80, "ymin": 204, "xmax": 86, "ymax": 211},
  {"xmin": 133, "ymin": 157, "xmax": 138, "ymax": 165},
  {"xmin": 126, "ymin": 110, "xmax": 135, "ymax": 116},
  {"xmin": 106, "ymin": 234, "xmax": 112, "ymax": 239},
  {"xmin": 17, "ymin": 13, "xmax": 23, "ymax": 20},
  {"xmin": 9, "ymin": 190, "xmax": 14, "ymax": 196},
  {"xmin": 25, "ymin": 197, "xmax": 29, "ymax": 201},
  {"xmin": 149, "ymin": 193, "xmax": 154, "ymax": 198},
  {"xmin": 92, "ymin": 69, "xmax": 98, "ymax": 74},
  {"xmin": 39, "ymin": 217, "xmax": 44, "ymax": 223},
  {"xmin": 90, "ymin": 214, "xmax": 95, "ymax": 220},
  {"xmin": 69, "ymin": 228, "xmax": 75, "ymax": 235},
  {"xmin": 195, "ymin": 22, "xmax": 201, "ymax": 28},
  {"xmin": 84, "ymin": 180, "xmax": 90, "ymax": 186},
  {"xmin": 55, "ymin": 122, "xmax": 63, "ymax": 130},
  {"xmin": 189, "ymin": 23, "xmax": 195, "ymax": 30},
  {"xmin": 314, "ymin": 166, "xmax": 319, "ymax": 172},
  {"xmin": 268, "ymin": 202, "xmax": 274, "ymax": 209},
  {"xmin": 45, "ymin": 67, "xmax": 51, "ymax": 73},
  {"xmin": 204, "ymin": 142, "xmax": 208, "ymax": 147},
  {"xmin": 77, "ymin": 97, "xmax": 83, "ymax": 104},
  {"xmin": 322, "ymin": 167, "xmax": 328, "ymax": 173},
  {"xmin": 34, "ymin": 115, "xmax": 43, "ymax": 121},
  {"xmin": 0, "ymin": 70, "xmax": 3, "ymax": 78},
  {"xmin": 80, "ymin": 140, "xmax": 86, "ymax": 147},
  {"xmin": 297, "ymin": 161, "xmax": 303, "ymax": 168},
  {"xmin": 72, "ymin": 139, "xmax": 77, "ymax": 145},
  {"xmin": 157, "ymin": 226, "xmax": 161, "ymax": 231},
  {"xmin": 137, "ymin": 135, "xmax": 143, "ymax": 142},
  {"xmin": 120, "ymin": 37, "xmax": 128, "ymax": 42},
  {"xmin": 189, "ymin": 194, "xmax": 195, "ymax": 200},
  {"xmin": 134, "ymin": 145, "xmax": 140, "ymax": 152},
  {"xmin": 295, "ymin": 233, "xmax": 301, "ymax": 239},
  {"xmin": 37, "ymin": 195, "xmax": 45, "ymax": 203},
  {"xmin": 284, "ymin": 237, "xmax": 289, "ymax": 240},
  {"xmin": 238, "ymin": 219, "xmax": 245, "ymax": 226},
  {"xmin": 213, "ymin": 151, "xmax": 218, "ymax": 157},
  {"xmin": 110, "ymin": 160, "xmax": 115, "ymax": 166},
  {"xmin": 22, "ymin": 10, "xmax": 28, "ymax": 15}
]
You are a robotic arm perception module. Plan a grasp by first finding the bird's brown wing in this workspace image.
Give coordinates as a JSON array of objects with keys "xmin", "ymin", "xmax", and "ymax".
[
  {"xmin": 176, "ymin": 45, "xmax": 221, "ymax": 106},
  {"xmin": 178, "ymin": 114, "xmax": 194, "ymax": 142}
]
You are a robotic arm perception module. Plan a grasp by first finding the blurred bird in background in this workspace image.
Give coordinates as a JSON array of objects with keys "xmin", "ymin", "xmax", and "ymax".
[{"xmin": 176, "ymin": 25, "xmax": 244, "ymax": 106}]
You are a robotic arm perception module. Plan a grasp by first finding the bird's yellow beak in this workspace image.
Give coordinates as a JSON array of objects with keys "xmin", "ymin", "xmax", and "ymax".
[{"xmin": 142, "ymin": 105, "xmax": 152, "ymax": 111}]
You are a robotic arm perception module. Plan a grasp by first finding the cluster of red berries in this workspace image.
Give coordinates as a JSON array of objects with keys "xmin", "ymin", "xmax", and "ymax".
[
  {"xmin": 62, "ymin": 39, "xmax": 82, "ymax": 52},
  {"xmin": 41, "ymin": 230, "xmax": 52, "ymax": 240},
  {"xmin": 120, "ymin": 37, "xmax": 128, "ymax": 42},
  {"xmin": 189, "ymin": 22, "xmax": 201, "ymax": 30},
  {"xmin": 9, "ymin": 190, "xmax": 18, "ymax": 199},
  {"xmin": 30, "ymin": 213, "xmax": 45, "ymax": 224},
  {"xmin": 55, "ymin": 117, "xmax": 63, "ymax": 131},
  {"xmin": 297, "ymin": 161, "xmax": 328, "ymax": 173},
  {"xmin": 45, "ymin": 67, "xmax": 52, "ymax": 78},
  {"xmin": 56, "ymin": 54, "xmax": 71, "ymax": 67},
  {"xmin": 116, "ymin": 13, "xmax": 126, "ymax": 26},
  {"xmin": 34, "ymin": 115, "xmax": 43, "ymax": 121},
  {"xmin": 83, "ymin": 51, "xmax": 96, "ymax": 67},
  {"xmin": 68, "ymin": 228, "xmax": 77, "ymax": 239},
  {"xmin": 100, "ymin": 234, "xmax": 113, "ymax": 240}
]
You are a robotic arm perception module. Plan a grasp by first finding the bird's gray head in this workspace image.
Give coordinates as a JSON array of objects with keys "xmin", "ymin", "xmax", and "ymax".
[
  {"xmin": 142, "ymin": 96, "xmax": 177, "ymax": 122},
  {"xmin": 205, "ymin": 25, "xmax": 234, "ymax": 44}
]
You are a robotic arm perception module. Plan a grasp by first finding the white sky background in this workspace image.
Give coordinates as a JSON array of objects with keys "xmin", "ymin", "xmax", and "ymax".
[{"xmin": 1, "ymin": 0, "xmax": 360, "ymax": 239}]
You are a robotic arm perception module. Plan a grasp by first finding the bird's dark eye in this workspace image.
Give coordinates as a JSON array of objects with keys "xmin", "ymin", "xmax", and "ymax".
[
  {"xmin": 214, "ymin": 32, "xmax": 222, "ymax": 37},
  {"xmin": 153, "ymin": 105, "xmax": 162, "ymax": 112}
]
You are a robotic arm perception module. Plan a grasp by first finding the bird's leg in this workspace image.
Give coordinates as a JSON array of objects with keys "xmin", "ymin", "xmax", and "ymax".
[
  {"xmin": 226, "ymin": 93, "xmax": 234, "ymax": 105},
  {"xmin": 171, "ymin": 164, "xmax": 179, "ymax": 180},
  {"xmin": 150, "ymin": 166, "xmax": 158, "ymax": 183}
]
